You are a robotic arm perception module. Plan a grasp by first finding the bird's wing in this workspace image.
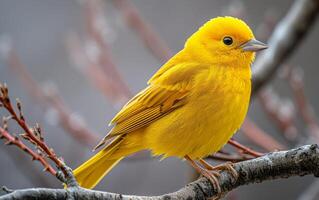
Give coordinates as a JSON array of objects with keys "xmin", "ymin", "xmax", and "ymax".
[{"xmin": 94, "ymin": 62, "xmax": 208, "ymax": 150}]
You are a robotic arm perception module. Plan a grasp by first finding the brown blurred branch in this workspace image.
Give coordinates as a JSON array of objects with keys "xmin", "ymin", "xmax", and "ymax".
[
  {"xmin": 112, "ymin": 0, "xmax": 173, "ymax": 62},
  {"xmin": 281, "ymin": 65, "xmax": 319, "ymax": 200},
  {"xmin": 241, "ymin": 118, "xmax": 286, "ymax": 151},
  {"xmin": 1, "ymin": 144, "xmax": 319, "ymax": 200},
  {"xmin": 228, "ymin": 139, "xmax": 264, "ymax": 157},
  {"xmin": 253, "ymin": 8, "xmax": 301, "ymax": 143},
  {"xmin": 223, "ymin": 120, "xmax": 285, "ymax": 170},
  {"xmin": 68, "ymin": 0, "xmax": 131, "ymax": 106},
  {"xmin": 252, "ymin": 0, "xmax": 319, "ymax": 93},
  {"xmin": 258, "ymin": 87, "xmax": 298, "ymax": 141},
  {"xmin": 208, "ymin": 151, "xmax": 252, "ymax": 162},
  {"xmin": 67, "ymin": 34, "xmax": 129, "ymax": 106},
  {"xmin": 286, "ymin": 66, "xmax": 319, "ymax": 142},
  {"xmin": 6, "ymin": 47, "xmax": 99, "ymax": 147},
  {"xmin": 84, "ymin": 0, "xmax": 132, "ymax": 94}
]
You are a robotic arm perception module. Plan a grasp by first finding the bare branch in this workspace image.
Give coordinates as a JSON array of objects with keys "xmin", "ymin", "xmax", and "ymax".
[
  {"xmin": 1, "ymin": 144, "xmax": 319, "ymax": 200},
  {"xmin": 208, "ymin": 152, "xmax": 252, "ymax": 162}
]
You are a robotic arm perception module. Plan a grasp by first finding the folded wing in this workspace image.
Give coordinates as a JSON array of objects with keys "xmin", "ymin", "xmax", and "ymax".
[{"xmin": 94, "ymin": 62, "xmax": 208, "ymax": 150}]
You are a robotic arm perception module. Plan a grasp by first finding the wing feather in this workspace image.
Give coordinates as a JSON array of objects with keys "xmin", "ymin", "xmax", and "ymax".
[{"xmin": 94, "ymin": 62, "xmax": 208, "ymax": 150}]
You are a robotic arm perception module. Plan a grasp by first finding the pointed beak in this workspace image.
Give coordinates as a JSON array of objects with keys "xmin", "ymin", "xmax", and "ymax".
[{"xmin": 241, "ymin": 39, "xmax": 268, "ymax": 52}]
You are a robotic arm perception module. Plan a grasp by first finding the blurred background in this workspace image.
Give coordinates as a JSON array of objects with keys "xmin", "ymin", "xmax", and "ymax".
[{"xmin": 0, "ymin": 0, "xmax": 319, "ymax": 199}]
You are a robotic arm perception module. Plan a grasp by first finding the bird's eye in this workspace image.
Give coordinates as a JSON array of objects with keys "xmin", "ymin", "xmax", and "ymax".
[{"xmin": 223, "ymin": 36, "xmax": 233, "ymax": 46}]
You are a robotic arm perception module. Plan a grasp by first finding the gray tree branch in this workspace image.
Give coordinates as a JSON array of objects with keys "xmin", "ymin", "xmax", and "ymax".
[
  {"xmin": 252, "ymin": 0, "xmax": 319, "ymax": 94},
  {"xmin": 1, "ymin": 144, "xmax": 319, "ymax": 200}
]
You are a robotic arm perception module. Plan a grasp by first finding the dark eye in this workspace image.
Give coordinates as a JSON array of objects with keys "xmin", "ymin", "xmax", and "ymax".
[{"xmin": 223, "ymin": 36, "xmax": 233, "ymax": 45}]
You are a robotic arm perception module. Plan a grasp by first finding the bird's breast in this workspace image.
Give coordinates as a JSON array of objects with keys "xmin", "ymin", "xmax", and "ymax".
[
  {"xmin": 145, "ymin": 66, "xmax": 252, "ymax": 159},
  {"xmin": 181, "ymin": 68, "xmax": 252, "ymax": 158}
]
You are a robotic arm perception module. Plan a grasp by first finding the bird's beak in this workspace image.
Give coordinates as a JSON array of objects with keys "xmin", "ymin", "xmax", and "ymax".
[{"xmin": 241, "ymin": 39, "xmax": 268, "ymax": 52}]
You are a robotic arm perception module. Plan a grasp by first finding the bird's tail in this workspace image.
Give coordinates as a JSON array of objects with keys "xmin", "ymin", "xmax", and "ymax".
[{"xmin": 73, "ymin": 136, "xmax": 139, "ymax": 189}]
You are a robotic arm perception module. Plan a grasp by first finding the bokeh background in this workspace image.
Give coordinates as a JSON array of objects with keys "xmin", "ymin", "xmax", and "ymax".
[{"xmin": 0, "ymin": 0, "xmax": 319, "ymax": 199}]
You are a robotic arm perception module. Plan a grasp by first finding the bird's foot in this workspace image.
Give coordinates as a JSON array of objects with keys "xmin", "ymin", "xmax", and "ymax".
[
  {"xmin": 197, "ymin": 167, "xmax": 222, "ymax": 195},
  {"xmin": 185, "ymin": 156, "xmax": 222, "ymax": 195},
  {"xmin": 200, "ymin": 159, "xmax": 238, "ymax": 183},
  {"xmin": 212, "ymin": 162, "xmax": 238, "ymax": 181}
]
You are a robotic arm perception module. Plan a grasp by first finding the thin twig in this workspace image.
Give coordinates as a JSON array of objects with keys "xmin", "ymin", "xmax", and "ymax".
[
  {"xmin": 208, "ymin": 152, "xmax": 252, "ymax": 162},
  {"xmin": 241, "ymin": 118, "xmax": 286, "ymax": 151},
  {"xmin": 0, "ymin": 127, "xmax": 56, "ymax": 175},
  {"xmin": 228, "ymin": 139, "xmax": 264, "ymax": 157}
]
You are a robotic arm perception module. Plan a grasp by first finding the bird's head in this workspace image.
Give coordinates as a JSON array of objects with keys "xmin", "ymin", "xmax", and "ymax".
[{"xmin": 185, "ymin": 16, "xmax": 267, "ymax": 66}]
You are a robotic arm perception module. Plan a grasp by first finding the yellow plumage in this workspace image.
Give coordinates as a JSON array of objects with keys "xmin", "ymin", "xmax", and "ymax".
[{"xmin": 73, "ymin": 16, "xmax": 267, "ymax": 189}]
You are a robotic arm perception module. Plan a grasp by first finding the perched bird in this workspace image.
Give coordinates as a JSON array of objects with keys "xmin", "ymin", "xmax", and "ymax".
[{"xmin": 73, "ymin": 16, "xmax": 267, "ymax": 190}]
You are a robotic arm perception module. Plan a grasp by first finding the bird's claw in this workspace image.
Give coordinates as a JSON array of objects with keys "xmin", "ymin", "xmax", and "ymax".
[
  {"xmin": 212, "ymin": 162, "xmax": 238, "ymax": 182},
  {"xmin": 198, "ymin": 168, "xmax": 222, "ymax": 194}
]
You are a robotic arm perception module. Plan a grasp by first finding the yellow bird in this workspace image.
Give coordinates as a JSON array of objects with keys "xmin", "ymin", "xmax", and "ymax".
[{"xmin": 73, "ymin": 16, "xmax": 267, "ymax": 189}]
